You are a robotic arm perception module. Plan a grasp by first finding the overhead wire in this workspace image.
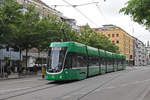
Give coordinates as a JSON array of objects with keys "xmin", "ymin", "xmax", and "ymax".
[
  {"xmin": 62, "ymin": 0, "xmax": 100, "ymax": 27},
  {"xmin": 51, "ymin": 2, "xmax": 98, "ymax": 7},
  {"xmin": 95, "ymin": 3, "xmax": 109, "ymax": 24}
]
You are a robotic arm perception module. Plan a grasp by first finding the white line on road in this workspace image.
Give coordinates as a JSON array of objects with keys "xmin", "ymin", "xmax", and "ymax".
[
  {"xmin": 0, "ymin": 79, "xmax": 38, "ymax": 85},
  {"xmin": 101, "ymin": 78, "xmax": 150, "ymax": 91},
  {"xmin": 62, "ymin": 95, "xmax": 71, "ymax": 99},
  {"xmin": 137, "ymin": 86, "xmax": 150, "ymax": 100},
  {"xmin": 0, "ymin": 87, "xmax": 31, "ymax": 94}
]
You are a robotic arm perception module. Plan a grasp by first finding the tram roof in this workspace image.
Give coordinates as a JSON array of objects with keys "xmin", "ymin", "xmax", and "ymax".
[
  {"xmin": 50, "ymin": 42, "xmax": 125, "ymax": 59},
  {"xmin": 99, "ymin": 49, "xmax": 105, "ymax": 57},
  {"xmin": 87, "ymin": 46, "xmax": 98, "ymax": 56},
  {"xmin": 105, "ymin": 51, "xmax": 112, "ymax": 58},
  {"xmin": 50, "ymin": 42, "xmax": 86, "ymax": 54}
]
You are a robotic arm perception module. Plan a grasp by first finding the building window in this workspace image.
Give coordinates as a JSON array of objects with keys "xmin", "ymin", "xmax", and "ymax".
[
  {"xmin": 116, "ymin": 40, "xmax": 119, "ymax": 43},
  {"xmin": 108, "ymin": 34, "xmax": 110, "ymax": 37},
  {"xmin": 116, "ymin": 34, "xmax": 119, "ymax": 37},
  {"xmin": 130, "ymin": 55, "xmax": 132, "ymax": 59},
  {"xmin": 112, "ymin": 34, "xmax": 114, "ymax": 37}
]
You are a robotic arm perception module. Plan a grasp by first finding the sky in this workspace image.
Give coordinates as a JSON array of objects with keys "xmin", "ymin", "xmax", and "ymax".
[{"xmin": 42, "ymin": 0, "xmax": 150, "ymax": 44}]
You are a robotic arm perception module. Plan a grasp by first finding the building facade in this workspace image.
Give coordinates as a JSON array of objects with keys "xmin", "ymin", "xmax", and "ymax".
[
  {"xmin": 146, "ymin": 41, "xmax": 150, "ymax": 65},
  {"xmin": 0, "ymin": 48, "xmax": 20, "ymax": 77},
  {"xmin": 16, "ymin": 0, "xmax": 63, "ymax": 17},
  {"xmin": 134, "ymin": 38, "xmax": 147, "ymax": 66},
  {"xmin": 95, "ymin": 24, "xmax": 134, "ymax": 65},
  {"xmin": 16, "ymin": 0, "xmax": 78, "ymax": 30}
]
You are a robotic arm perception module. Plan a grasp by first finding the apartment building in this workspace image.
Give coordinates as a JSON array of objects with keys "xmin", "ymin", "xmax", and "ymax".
[
  {"xmin": 134, "ymin": 38, "xmax": 147, "ymax": 66},
  {"xmin": 95, "ymin": 24, "xmax": 134, "ymax": 65}
]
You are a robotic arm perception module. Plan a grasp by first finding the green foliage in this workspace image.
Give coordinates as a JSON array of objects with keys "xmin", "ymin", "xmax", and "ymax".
[
  {"xmin": 34, "ymin": 15, "xmax": 79, "ymax": 51},
  {"xmin": 120, "ymin": 0, "xmax": 150, "ymax": 28},
  {"xmin": 78, "ymin": 24, "xmax": 119, "ymax": 53},
  {"xmin": 62, "ymin": 23, "xmax": 79, "ymax": 42},
  {"xmin": 34, "ymin": 15, "xmax": 62, "ymax": 50},
  {"xmin": 0, "ymin": 0, "xmax": 23, "ymax": 45},
  {"xmin": 0, "ymin": 0, "xmax": 118, "ymax": 54}
]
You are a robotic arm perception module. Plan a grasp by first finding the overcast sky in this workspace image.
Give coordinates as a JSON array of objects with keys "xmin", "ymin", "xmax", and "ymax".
[{"xmin": 42, "ymin": 0, "xmax": 150, "ymax": 44}]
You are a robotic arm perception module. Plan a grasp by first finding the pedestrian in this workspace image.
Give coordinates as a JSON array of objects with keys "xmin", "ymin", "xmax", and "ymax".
[
  {"xmin": 41, "ymin": 66, "xmax": 45, "ymax": 79},
  {"xmin": 4, "ymin": 64, "xmax": 8, "ymax": 78}
]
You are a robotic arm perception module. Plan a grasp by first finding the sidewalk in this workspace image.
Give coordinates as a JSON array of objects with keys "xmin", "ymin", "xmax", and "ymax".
[{"xmin": 0, "ymin": 72, "xmax": 42, "ymax": 81}]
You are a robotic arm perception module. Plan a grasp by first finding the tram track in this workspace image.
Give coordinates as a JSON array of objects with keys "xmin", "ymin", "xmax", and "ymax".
[
  {"xmin": 77, "ymin": 67, "xmax": 150, "ymax": 100},
  {"xmin": 56, "ymin": 68, "xmax": 134, "ymax": 100},
  {"xmin": 1, "ymin": 72, "xmax": 123, "ymax": 100},
  {"xmin": 0, "ymin": 82, "xmax": 61, "ymax": 100},
  {"xmin": 0, "ymin": 81, "xmax": 54, "ymax": 95},
  {"xmin": 54, "ymin": 71, "xmax": 125, "ymax": 100},
  {"xmin": 77, "ymin": 73, "xmax": 121, "ymax": 100},
  {"xmin": 1, "ymin": 67, "xmax": 149, "ymax": 100}
]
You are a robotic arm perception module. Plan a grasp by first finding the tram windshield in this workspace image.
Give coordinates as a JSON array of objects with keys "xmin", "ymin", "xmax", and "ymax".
[{"xmin": 47, "ymin": 47, "xmax": 67, "ymax": 73}]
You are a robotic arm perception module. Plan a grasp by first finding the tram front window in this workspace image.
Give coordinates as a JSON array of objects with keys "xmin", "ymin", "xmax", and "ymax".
[{"xmin": 47, "ymin": 47, "xmax": 67, "ymax": 73}]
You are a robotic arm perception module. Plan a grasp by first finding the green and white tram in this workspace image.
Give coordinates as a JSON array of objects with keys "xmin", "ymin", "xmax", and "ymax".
[{"xmin": 46, "ymin": 42, "xmax": 126, "ymax": 81}]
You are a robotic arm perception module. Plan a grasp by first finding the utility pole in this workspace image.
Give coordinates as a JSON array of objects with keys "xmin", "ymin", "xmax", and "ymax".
[{"xmin": 60, "ymin": 18, "xmax": 67, "ymax": 42}]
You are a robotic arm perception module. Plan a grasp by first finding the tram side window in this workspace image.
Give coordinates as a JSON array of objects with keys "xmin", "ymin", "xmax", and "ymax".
[
  {"xmin": 112, "ymin": 58, "xmax": 114, "ymax": 66},
  {"xmin": 122, "ymin": 59, "xmax": 125, "ymax": 66},
  {"xmin": 118, "ymin": 59, "xmax": 121, "ymax": 66},
  {"xmin": 64, "ymin": 53, "xmax": 73, "ymax": 69},
  {"xmin": 104, "ymin": 57, "xmax": 107, "ymax": 66},
  {"xmin": 64, "ymin": 52, "xmax": 87, "ymax": 69},
  {"xmin": 100, "ymin": 57, "xmax": 107, "ymax": 67},
  {"xmin": 76, "ymin": 55, "xmax": 87, "ymax": 67},
  {"xmin": 107, "ymin": 58, "xmax": 113, "ymax": 67},
  {"xmin": 105, "ymin": 58, "xmax": 108, "ymax": 66},
  {"xmin": 100, "ymin": 57, "xmax": 104, "ymax": 66},
  {"xmin": 88, "ymin": 55, "xmax": 99, "ymax": 66},
  {"xmin": 108, "ymin": 58, "xmax": 110, "ymax": 66},
  {"xmin": 122, "ymin": 59, "xmax": 126, "ymax": 65},
  {"xmin": 114, "ymin": 59, "xmax": 118, "ymax": 66},
  {"xmin": 95, "ymin": 56, "xmax": 99, "ymax": 66}
]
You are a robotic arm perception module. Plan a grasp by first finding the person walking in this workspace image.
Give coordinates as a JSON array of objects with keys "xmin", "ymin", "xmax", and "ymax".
[{"xmin": 41, "ymin": 66, "xmax": 45, "ymax": 79}]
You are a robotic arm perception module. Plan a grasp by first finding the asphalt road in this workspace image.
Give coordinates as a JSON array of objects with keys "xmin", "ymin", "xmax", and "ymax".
[{"xmin": 1, "ymin": 66, "xmax": 150, "ymax": 100}]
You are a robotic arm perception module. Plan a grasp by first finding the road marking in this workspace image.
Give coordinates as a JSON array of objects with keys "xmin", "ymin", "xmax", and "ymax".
[
  {"xmin": 0, "ymin": 87, "xmax": 31, "ymax": 93},
  {"xmin": 102, "ymin": 78, "xmax": 150, "ymax": 90},
  {"xmin": 137, "ymin": 86, "xmax": 150, "ymax": 100},
  {"xmin": 0, "ymin": 79, "xmax": 38, "ymax": 85},
  {"xmin": 70, "ymin": 92, "xmax": 80, "ymax": 96},
  {"xmin": 80, "ymin": 92, "xmax": 86, "ymax": 95},
  {"xmin": 94, "ymin": 89, "xmax": 101, "ymax": 92},
  {"xmin": 62, "ymin": 95, "xmax": 71, "ymax": 99}
]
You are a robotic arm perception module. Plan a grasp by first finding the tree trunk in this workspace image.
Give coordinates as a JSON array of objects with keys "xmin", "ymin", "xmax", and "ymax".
[
  {"xmin": 19, "ymin": 48, "xmax": 22, "ymax": 61},
  {"xmin": 38, "ymin": 49, "xmax": 40, "ymax": 67},
  {"xmin": 18, "ymin": 48, "xmax": 22, "ymax": 76},
  {"xmin": 25, "ymin": 49, "xmax": 28, "ymax": 74}
]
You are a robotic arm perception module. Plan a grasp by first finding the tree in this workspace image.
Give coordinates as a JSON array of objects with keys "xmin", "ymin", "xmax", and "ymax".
[
  {"xmin": 15, "ymin": 5, "xmax": 40, "ymax": 71},
  {"xmin": 34, "ymin": 15, "xmax": 79, "ymax": 51},
  {"xmin": 78, "ymin": 24, "xmax": 119, "ymax": 53},
  {"xmin": 61, "ymin": 23, "xmax": 79, "ymax": 42},
  {"xmin": 0, "ymin": 1, "xmax": 40, "ymax": 71},
  {"xmin": 0, "ymin": 0, "xmax": 23, "ymax": 46},
  {"xmin": 120, "ymin": 0, "xmax": 150, "ymax": 29},
  {"xmin": 0, "ymin": 0, "xmax": 80, "ymax": 71}
]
